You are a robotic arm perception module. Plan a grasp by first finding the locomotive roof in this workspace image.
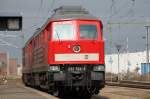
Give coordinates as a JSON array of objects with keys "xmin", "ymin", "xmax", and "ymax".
[
  {"xmin": 51, "ymin": 6, "xmax": 97, "ymax": 20},
  {"xmin": 24, "ymin": 6, "xmax": 99, "ymax": 47}
]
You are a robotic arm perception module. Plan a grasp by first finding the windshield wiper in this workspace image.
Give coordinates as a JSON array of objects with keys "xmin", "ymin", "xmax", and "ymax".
[{"xmin": 55, "ymin": 29, "xmax": 61, "ymax": 43}]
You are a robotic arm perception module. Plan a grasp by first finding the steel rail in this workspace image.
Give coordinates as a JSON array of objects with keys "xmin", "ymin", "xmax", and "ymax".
[{"xmin": 106, "ymin": 80, "xmax": 150, "ymax": 89}]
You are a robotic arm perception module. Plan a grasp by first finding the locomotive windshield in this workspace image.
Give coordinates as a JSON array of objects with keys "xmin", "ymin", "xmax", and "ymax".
[
  {"xmin": 53, "ymin": 24, "xmax": 75, "ymax": 40},
  {"xmin": 80, "ymin": 25, "xmax": 98, "ymax": 40}
]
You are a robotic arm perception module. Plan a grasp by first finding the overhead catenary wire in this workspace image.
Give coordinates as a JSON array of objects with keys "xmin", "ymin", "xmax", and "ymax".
[
  {"xmin": 105, "ymin": 0, "xmax": 150, "ymax": 33},
  {"xmin": 31, "ymin": 0, "xmax": 44, "ymax": 27},
  {"xmin": 107, "ymin": 0, "xmax": 116, "ymax": 54},
  {"xmin": 108, "ymin": 0, "xmax": 130, "ymax": 21},
  {"xmin": 20, "ymin": 0, "xmax": 56, "ymax": 45},
  {"xmin": 103, "ymin": 0, "xmax": 150, "ymax": 55},
  {"xmin": 37, "ymin": 0, "xmax": 55, "ymax": 25},
  {"xmin": 107, "ymin": 0, "xmax": 129, "ymax": 54},
  {"xmin": 106, "ymin": 0, "xmax": 136, "ymax": 26},
  {"xmin": 127, "ymin": 0, "xmax": 135, "ymax": 17},
  {"xmin": 120, "ymin": 0, "xmax": 136, "ymax": 22},
  {"xmin": 20, "ymin": 0, "xmax": 44, "ymax": 45}
]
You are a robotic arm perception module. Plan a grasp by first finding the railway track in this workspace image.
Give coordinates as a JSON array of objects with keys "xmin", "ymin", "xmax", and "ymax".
[{"xmin": 106, "ymin": 80, "xmax": 150, "ymax": 89}]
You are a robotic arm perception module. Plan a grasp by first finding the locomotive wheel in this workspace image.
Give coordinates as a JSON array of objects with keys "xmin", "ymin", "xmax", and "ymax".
[
  {"xmin": 52, "ymin": 88, "xmax": 63, "ymax": 97},
  {"xmin": 52, "ymin": 90, "xmax": 59, "ymax": 97},
  {"xmin": 58, "ymin": 89, "xmax": 65, "ymax": 97},
  {"xmin": 83, "ymin": 91, "xmax": 92, "ymax": 99},
  {"xmin": 53, "ymin": 89, "xmax": 65, "ymax": 97}
]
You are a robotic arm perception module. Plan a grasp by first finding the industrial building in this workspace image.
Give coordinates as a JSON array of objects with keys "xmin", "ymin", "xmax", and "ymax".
[
  {"xmin": 0, "ymin": 53, "xmax": 8, "ymax": 75},
  {"xmin": 9, "ymin": 58, "xmax": 17, "ymax": 75},
  {"xmin": 105, "ymin": 51, "xmax": 148, "ymax": 75},
  {"xmin": 0, "ymin": 52, "xmax": 22, "ymax": 76}
]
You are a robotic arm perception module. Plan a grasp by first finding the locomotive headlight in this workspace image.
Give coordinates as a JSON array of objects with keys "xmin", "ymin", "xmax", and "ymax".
[
  {"xmin": 49, "ymin": 66, "xmax": 60, "ymax": 71},
  {"xmin": 93, "ymin": 65, "xmax": 105, "ymax": 71}
]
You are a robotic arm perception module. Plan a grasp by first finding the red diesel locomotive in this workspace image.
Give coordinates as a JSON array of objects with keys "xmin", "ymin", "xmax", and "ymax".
[{"xmin": 22, "ymin": 6, "xmax": 105, "ymax": 97}]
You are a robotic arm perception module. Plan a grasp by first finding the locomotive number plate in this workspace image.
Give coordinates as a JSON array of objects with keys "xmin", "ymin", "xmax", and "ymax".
[{"xmin": 55, "ymin": 53, "xmax": 99, "ymax": 61}]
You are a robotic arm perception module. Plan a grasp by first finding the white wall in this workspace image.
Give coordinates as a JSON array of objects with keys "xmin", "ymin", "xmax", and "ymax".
[
  {"xmin": 105, "ymin": 51, "xmax": 148, "ymax": 74},
  {"xmin": 17, "ymin": 64, "xmax": 22, "ymax": 76}
]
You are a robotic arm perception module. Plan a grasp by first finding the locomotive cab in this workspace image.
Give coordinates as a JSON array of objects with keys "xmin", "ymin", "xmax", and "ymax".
[{"xmin": 49, "ymin": 20, "xmax": 104, "ymax": 64}]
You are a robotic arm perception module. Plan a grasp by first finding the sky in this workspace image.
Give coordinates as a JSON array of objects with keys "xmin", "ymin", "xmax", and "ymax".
[{"xmin": 0, "ymin": 0, "xmax": 150, "ymax": 63}]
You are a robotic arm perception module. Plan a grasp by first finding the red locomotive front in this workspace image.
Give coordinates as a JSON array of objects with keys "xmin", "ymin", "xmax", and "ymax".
[
  {"xmin": 22, "ymin": 6, "xmax": 105, "ymax": 97},
  {"xmin": 48, "ymin": 20, "xmax": 104, "ymax": 65}
]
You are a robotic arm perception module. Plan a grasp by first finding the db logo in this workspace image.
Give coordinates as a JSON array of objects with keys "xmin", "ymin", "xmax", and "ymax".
[{"xmin": 84, "ymin": 55, "xmax": 88, "ymax": 59}]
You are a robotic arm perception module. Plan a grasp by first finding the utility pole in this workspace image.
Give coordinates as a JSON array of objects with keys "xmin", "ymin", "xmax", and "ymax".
[
  {"xmin": 115, "ymin": 44, "xmax": 122, "ymax": 81},
  {"xmin": 145, "ymin": 26, "xmax": 150, "ymax": 80},
  {"xmin": 109, "ymin": 56, "xmax": 113, "ymax": 82},
  {"xmin": 7, "ymin": 52, "xmax": 9, "ymax": 76}
]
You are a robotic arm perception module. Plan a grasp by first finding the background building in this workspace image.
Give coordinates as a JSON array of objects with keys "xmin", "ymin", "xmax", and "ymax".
[
  {"xmin": 0, "ymin": 52, "xmax": 22, "ymax": 76},
  {"xmin": 17, "ymin": 64, "xmax": 22, "ymax": 76},
  {"xmin": 105, "ymin": 51, "xmax": 147, "ymax": 74},
  {"xmin": 9, "ymin": 58, "xmax": 17, "ymax": 75},
  {"xmin": 0, "ymin": 53, "xmax": 8, "ymax": 75}
]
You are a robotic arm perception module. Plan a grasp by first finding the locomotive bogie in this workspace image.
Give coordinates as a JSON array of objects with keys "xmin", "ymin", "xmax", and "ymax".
[{"xmin": 23, "ymin": 64, "xmax": 105, "ymax": 95}]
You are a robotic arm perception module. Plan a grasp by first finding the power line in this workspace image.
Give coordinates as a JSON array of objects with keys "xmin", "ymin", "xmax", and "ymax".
[
  {"xmin": 47, "ymin": 0, "xmax": 55, "ymax": 15},
  {"xmin": 28, "ymin": 0, "xmax": 55, "ymax": 29},
  {"xmin": 20, "ymin": 0, "xmax": 56, "ymax": 45},
  {"xmin": 120, "ymin": 0, "xmax": 136, "ymax": 20},
  {"xmin": 108, "ymin": 0, "xmax": 116, "ymax": 54},
  {"xmin": 108, "ymin": 0, "xmax": 130, "ymax": 20},
  {"xmin": 108, "ymin": 21, "xmax": 150, "ymax": 25},
  {"xmin": 37, "ymin": 0, "xmax": 43, "ymax": 17},
  {"xmin": 127, "ymin": 0, "xmax": 135, "ymax": 17},
  {"xmin": 107, "ymin": 0, "xmax": 133, "ymax": 54}
]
